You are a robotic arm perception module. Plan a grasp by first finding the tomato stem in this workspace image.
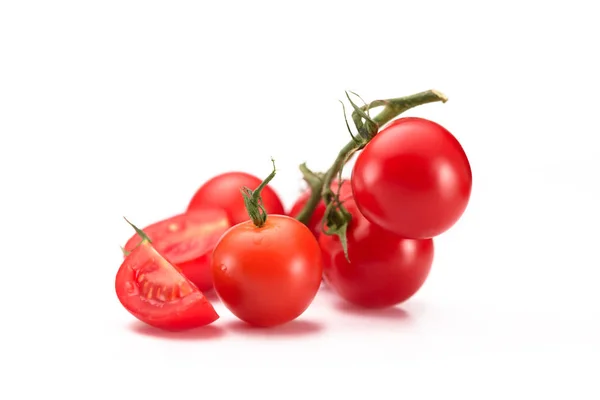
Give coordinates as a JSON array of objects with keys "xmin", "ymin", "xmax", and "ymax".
[
  {"xmin": 124, "ymin": 217, "xmax": 152, "ymax": 243},
  {"xmin": 295, "ymin": 163, "xmax": 324, "ymax": 225},
  {"xmin": 242, "ymin": 158, "xmax": 277, "ymax": 228},
  {"xmin": 295, "ymin": 89, "xmax": 449, "ymax": 257},
  {"xmin": 370, "ymin": 89, "xmax": 448, "ymax": 134}
]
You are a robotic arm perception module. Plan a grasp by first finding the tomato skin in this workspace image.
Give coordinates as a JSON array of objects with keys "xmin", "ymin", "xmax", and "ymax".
[
  {"xmin": 288, "ymin": 180, "xmax": 351, "ymax": 238},
  {"xmin": 123, "ymin": 209, "xmax": 231, "ymax": 291},
  {"xmin": 170, "ymin": 255, "xmax": 212, "ymax": 293},
  {"xmin": 211, "ymin": 215, "xmax": 322, "ymax": 327},
  {"xmin": 319, "ymin": 198, "xmax": 434, "ymax": 308},
  {"xmin": 115, "ymin": 241, "xmax": 219, "ymax": 331},
  {"xmin": 187, "ymin": 172, "xmax": 285, "ymax": 225},
  {"xmin": 351, "ymin": 117, "xmax": 472, "ymax": 239}
]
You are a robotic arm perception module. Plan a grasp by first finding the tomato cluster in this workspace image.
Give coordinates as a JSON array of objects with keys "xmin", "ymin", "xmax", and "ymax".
[{"xmin": 114, "ymin": 91, "xmax": 472, "ymax": 332}]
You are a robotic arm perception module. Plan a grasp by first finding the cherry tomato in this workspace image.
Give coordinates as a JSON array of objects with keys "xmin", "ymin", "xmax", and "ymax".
[
  {"xmin": 123, "ymin": 209, "xmax": 230, "ymax": 291},
  {"xmin": 187, "ymin": 172, "xmax": 285, "ymax": 225},
  {"xmin": 288, "ymin": 180, "xmax": 352, "ymax": 238},
  {"xmin": 211, "ymin": 215, "xmax": 322, "ymax": 327},
  {"xmin": 319, "ymin": 197, "xmax": 434, "ymax": 308},
  {"xmin": 116, "ymin": 234, "xmax": 219, "ymax": 331},
  {"xmin": 351, "ymin": 117, "xmax": 472, "ymax": 239}
]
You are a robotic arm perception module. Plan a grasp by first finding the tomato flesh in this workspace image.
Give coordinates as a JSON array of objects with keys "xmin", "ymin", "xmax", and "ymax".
[
  {"xmin": 187, "ymin": 172, "xmax": 285, "ymax": 225},
  {"xmin": 115, "ymin": 241, "xmax": 219, "ymax": 330},
  {"xmin": 211, "ymin": 215, "xmax": 322, "ymax": 327},
  {"xmin": 351, "ymin": 117, "xmax": 472, "ymax": 239},
  {"xmin": 123, "ymin": 209, "xmax": 230, "ymax": 291},
  {"xmin": 319, "ymin": 197, "xmax": 434, "ymax": 308}
]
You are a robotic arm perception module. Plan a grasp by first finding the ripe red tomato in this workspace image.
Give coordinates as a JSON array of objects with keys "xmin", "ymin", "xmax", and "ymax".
[
  {"xmin": 351, "ymin": 117, "xmax": 472, "ymax": 239},
  {"xmin": 319, "ymin": 197, "xmax": 434, "ymax": 308},
  {"xmin": 211, "ymin": 215, "xmax": 322, "ymax": 327},
  {"xmin": 288, "ymin": 180, "xmax": 352, "ymax": 238},
  {"xmin": 116, "ymin": 236, "xmax": 219, "ymax": 331},
  {"xmin": 123, "ymin": 209, "xmax": 230, "ymax": 291},
  {"xmin": 187, "ymin": 172, "xmax": 285, "ymax": 225}
]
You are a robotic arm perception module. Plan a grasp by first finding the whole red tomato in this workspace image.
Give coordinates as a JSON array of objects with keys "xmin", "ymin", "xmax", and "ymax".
[
  {"xmin": 319, "ymin": 197, "xmax": 434, "ymax": 308},
  {"xmin": 351, "ymin": 117, "xmax": 472, "ymax": 239},
  {"xmin": 123, "ymin": 209, "xmax": 230, "ymax": 291},
  {"xmin": 187, "ymin": 172, "xmax": 285, "ymax": 225},
  {"xmin": 116, "ymin": 223, "xmax": 219, "ymax": 331},
  {"xmin": 211, "ymin": 215, "xmax": 322, "ymax": 327},
  {"xmin": 288, "ymin": 180, "xmax": 351, "ymax": 238}
]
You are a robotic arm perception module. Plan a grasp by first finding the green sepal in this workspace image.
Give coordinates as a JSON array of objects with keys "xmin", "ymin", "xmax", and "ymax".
[{"xmin": 120, "ymin": 246, "xmax": 131, "ymax": 257}]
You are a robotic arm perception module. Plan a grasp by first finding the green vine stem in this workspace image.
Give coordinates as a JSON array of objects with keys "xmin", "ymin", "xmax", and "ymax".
[
  {"xmin": 295, "ymin": 163, "xmax": 324, "ymax": 225},
  {"xmin": 296, "ymin": 89, "xmax": 448, "ymax": 257},
  {"xmin": 241, "ymin": 158, "xmax": 277, "ymax": 228}
]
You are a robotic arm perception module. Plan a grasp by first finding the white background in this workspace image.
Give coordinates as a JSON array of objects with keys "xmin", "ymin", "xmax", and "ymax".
[{"xmin": 1, "ymin": 0, "xmax": 599, "ymax": 399}]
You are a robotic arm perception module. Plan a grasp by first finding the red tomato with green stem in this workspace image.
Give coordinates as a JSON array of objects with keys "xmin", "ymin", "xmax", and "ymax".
[
  {"xmin": 123, "ymin": 209, "xmax": 231, "ymax": 291},
  {"xmin": 288, "ymin": 179, "xmax": 352, "ymax": 238},
  {"xmin": 319, "ymin": 196, "xmax": 434, "ymax": 308},
  {"xmin": 351, "ymin": 117, "xmax": 472, "ymax": 239},
  {"xmin": 116, "ymin": 219, "xmax": 219, "ymax": 331},
  {"xmin": 187, "ymin": 171, "xmax": 285, "ymax": 225},
  {"xmin": 212, "ymin": 161, "xmax": 323, "ymax": 327}
]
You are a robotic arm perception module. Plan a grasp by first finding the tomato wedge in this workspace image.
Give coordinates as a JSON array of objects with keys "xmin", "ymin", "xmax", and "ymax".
[
  {"xmin": 123, "ymin": 209, "xmax": 231, "ymax": 291},
  {"xmin": 116, "ymin": 220, "xmax": 219, "ymax": 331}
]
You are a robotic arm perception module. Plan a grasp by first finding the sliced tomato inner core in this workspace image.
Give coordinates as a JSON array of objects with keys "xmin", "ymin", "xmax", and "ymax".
[
  {"xmin": 135, "ymin": 259, "xmax": 196, "ymax": 303},
  {"xmin": 123, "ymin": 243, "xmax": 200, "ymax": 304}
]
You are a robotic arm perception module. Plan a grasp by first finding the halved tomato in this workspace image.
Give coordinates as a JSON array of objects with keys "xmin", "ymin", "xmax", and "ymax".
[
  {"xmin": 123, "ymin": 209, "xmax": 231, "ymax": 291},
  {"xmin": 116, "ymin": 228, "xmax": 219, "ymax": 331}
]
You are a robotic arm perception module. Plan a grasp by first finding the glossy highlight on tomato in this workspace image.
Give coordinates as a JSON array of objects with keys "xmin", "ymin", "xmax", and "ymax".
[
  {"xmin": 123, "ymin": 209, "xmax": 231, "ymax": 291},
  {"xmin": 351, "ymin": 117, "xmax": 472, "ymax": 239},
  {"xmin": 319, "ymin": 197, "xmax": 434, "ymax": 308},
  {"xmin": 187, "ymin": 172, "xmax": 285, "ymax": 225},
  {"xmin": 211, "ymin": 215, "xmax": 323, "ymax": 327},
  {"xmin": 288, "ymin": 180, "xmax": 351, "ymax": 238},
  {"xmin": 116, "ymin": 237, "xmax": 219, "ymax": 331}
]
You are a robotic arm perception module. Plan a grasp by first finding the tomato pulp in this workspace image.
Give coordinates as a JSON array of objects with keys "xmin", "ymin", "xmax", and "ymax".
[
  {"xmin": 351, "ymin": 117, "xmax": 472, "ymax": 239},
  {"xmin": 116, "ymin": 238, "xmax": 219, "ymax": 331},
  {"xmin": 123, "ymin": 209, "xmax": 231, "ymax": 291},
  {"xmin": 211, "ymin": 215, "xmax": 323, "ymax": 327},
  {"xmin": 187, "ymin": 172, "xmax": 285, "ymax": 225},
  {"xmin": 319, "ymin": 197, "xmax": 434, "ymax": 308}
]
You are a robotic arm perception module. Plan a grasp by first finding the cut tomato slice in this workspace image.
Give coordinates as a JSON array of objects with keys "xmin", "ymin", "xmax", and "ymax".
[
  {"xmin": 116, "ymin": 236, "xmax": 219, "ymax": 331},
  {"xmin": 123, "ymin": 209, "xmax": 231, "ymax": 291}
]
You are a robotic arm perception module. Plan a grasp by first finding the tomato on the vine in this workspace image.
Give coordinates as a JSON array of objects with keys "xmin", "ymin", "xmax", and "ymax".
[
  {"xmin": 319, "ymin": 197, "xmax": 434, "ymax": 308},
  {"xmin": 351, "ymin": 117, "xmax": 472, "ymax": 239},
  {"xmin": 123, "ymin": 209, "xmax": 230, "ymax": 291},
  {"xmin": 211, "ymin": 215, "xmax": 322, "ymax": 327},
  {"xmin": 288, "ymin": 180, "xmax": 352, "ymax": 238},
  {"xmin": 116, "ymin": 221, "xmax": 219, "ymax": 331},
  {"xmin": 187, "ymin": 172, "xmax": 285, "ymax": 225}
]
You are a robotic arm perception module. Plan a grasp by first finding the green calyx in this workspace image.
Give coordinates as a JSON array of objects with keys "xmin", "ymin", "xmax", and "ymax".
[
  {"xmin": 121, "ymin": 217, "xmax": 152, "ymax": 256},
  {"xmin": 241, "ymin": 158, "xmax": 277, "ymax": 228}
]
